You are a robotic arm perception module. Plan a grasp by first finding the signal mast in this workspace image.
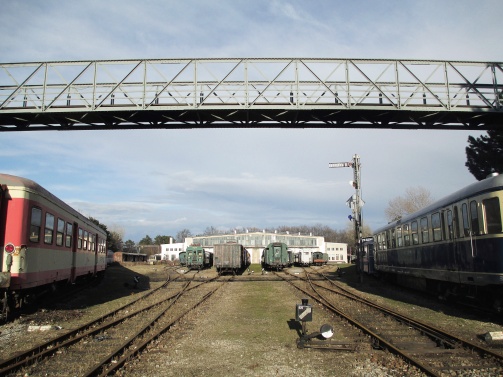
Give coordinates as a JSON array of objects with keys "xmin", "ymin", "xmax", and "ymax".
[{"xmin": 329, "ymin": 154, "xmax": 363, "ymax": 264}]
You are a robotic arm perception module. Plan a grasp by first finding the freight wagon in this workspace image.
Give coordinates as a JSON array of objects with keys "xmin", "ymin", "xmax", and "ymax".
[{"xmin": 213, "ymin": 242, "xmax": 250, "ymax": 275}]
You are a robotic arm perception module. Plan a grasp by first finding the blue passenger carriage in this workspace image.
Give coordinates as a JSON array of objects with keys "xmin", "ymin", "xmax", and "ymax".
[{"xmin": 373, "ymin": 173, "xmax": 503, "ymax": 310}]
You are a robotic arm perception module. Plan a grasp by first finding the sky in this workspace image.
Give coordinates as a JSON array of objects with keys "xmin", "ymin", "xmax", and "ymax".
[{"xmin": 1, "ymin": 1, "xmax": 501, "ymax": 242}]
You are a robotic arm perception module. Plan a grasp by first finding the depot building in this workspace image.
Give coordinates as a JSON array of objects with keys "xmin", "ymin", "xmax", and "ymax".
[{"xmin": 160, "ymin": 231, "xmax": 348, "ymax": 265}]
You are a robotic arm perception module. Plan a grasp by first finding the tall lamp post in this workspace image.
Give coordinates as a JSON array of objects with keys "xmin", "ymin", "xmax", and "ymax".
[{"xmin": 329, "ymin": 155, "xmax": 363, "ymax": 266}]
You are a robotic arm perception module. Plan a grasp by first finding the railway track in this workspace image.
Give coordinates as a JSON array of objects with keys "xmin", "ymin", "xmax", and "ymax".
[
  {"xmin": 286, "ymin": 269, "xmax": 503, "ymax": 376},
  {"xmin": 0, "ymin": 270, "xmax": 230, "ymax": 376},
  {"xmin": 278, "ymin": 268, "xmax": 503, "ymax": 377}
]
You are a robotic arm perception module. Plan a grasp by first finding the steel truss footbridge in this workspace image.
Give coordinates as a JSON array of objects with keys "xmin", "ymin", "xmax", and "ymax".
[{"xmin": 0, "ymin": 58, "xmax": 502, "ymax": 131}]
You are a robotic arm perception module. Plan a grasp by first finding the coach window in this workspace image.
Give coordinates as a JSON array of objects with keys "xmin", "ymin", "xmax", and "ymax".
[
  {"xmin": 83, "ymin": 230, "xmax": 88, "ymax": 250},
  {"xmin": 403, "ymin": 224, "xmax": 410, "ymax": 246},
  {"xmin": 396, "ymin": 227, "xmax": 403, "ymax": 247},
  {"xmin": 56, "ymin": 219, "xmax": 65, "ymax": 246},
  {"xmin": 483, "ymin": 197, "xmax": 502, "ymax": 234},
  {"xmin": 386, "ymin": 230, "xmax": 391, "ymax": 249},
  {"xmin": 461, "ymin": 203, "xmax": 470, "ymax": 237},
  {"xmin": 66, "ymin": 223, "xmax": 73, "ymax": 248},
  {"xmin": 78, "ymin": 228, "xmax": 83, "ymax": 249},
  {"xmin": 453, "ymin": 206, "xmax": 460, "ymax": 238},
  {"xmin": 411, "ymin": 221, "xmax": 419, "ymax": 245},
  {"xmin": 420, "ymin": 217, "xmax": 429, "ymax": 243},
  {"xmin": 30, "ymin": 207, "xmax": 42, "ymax": 242},
  {"xmin": 44, "ymin": 213, "xmax": 55, "ymax": 244},
  {"xmin": 446, "ymin": 210, "xmax": 454, "ymax": 240},
  {"xmin": 432, "ymin": 212, "xmax": 442, "ymax": 242},
  {"xmin": 470, "ymin": 200, "xmax": 480, "ymax": 235}
]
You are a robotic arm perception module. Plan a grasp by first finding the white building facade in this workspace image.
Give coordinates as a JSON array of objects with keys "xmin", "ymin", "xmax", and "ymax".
[
  {"xmin": 159, "ymin": 231, "xmax": 348, "ymax": 265},
  {"xmin": 160, "ymin": 243, "xmax": 185, "ymax": 262}
]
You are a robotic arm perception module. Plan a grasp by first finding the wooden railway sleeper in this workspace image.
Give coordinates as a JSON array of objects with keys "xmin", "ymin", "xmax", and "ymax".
[
  {"xmin": 0, "ymin": 278, "xmax": 183, "ymax": 375},
  {"xmin": 85, "ymin": 282, "xmax": 226, "ymax": 377}
]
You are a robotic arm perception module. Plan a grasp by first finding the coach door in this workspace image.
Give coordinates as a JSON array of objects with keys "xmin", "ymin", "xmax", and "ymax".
[
  {"xmin": 445, "ymin": 207, "xmax": 460, "ymax": 279},
  {"xmin": 93, "ymin": 232, "xmax": 98, "ymax": 276},
  {"xmin": 70, "ymin": 222, "xmax": 78, "ymax": 283}
]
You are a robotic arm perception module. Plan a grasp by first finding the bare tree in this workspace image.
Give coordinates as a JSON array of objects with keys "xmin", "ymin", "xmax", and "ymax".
[
  {"xmin": 176, "ymin": 229, "xmax": 193, "ymax": 243},
  {"xmin": 385, "ymin": 186, "xmax": 434, "ymax": 222},
  {"xmin": 339, "ymin": 221, "xmax": 373, "ymax": 246}
]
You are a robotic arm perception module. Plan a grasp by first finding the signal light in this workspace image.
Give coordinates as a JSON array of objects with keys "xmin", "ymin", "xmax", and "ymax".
[{"xmin": 5, "ymin": 243, "xmax": 15, "ymax": 254}]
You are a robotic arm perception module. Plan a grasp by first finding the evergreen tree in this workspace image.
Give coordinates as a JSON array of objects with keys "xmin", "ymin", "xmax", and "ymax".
[
  {"xmin": 465, "ymin": 130, "xmax": 503, "ymax": 180},
  {"xmin": 138, "ymin": 235, "xmax": 153, "ymax": 245}
]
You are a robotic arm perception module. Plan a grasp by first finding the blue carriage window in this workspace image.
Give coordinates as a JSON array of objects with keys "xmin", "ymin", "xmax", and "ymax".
[
  {"xmin": 420, "ymin": 217, "xmax": 429, "ymax": 243},
  {"xmin": 447, "ymin": 210, "xmax": 454, "ymax": 240},
  {"xmin": 470, "ymin": 200, "xmax": 480, "ymax": 235},
  {"xmin": 483, "ymin": 197, "xmax": 502, "ymax": 234},
  {"xmin": 411, "ymin": 221, "xmax": 419, "ymax": 245},
  {"xmin": 461, "ymin": 203, "xmax": 470, "ymax": 237},
  {"xmin": 403, "ymin": 224, "xmax": 410, "ymax": 246},
  {"xmin": 396, "ymin": 227, "xmax": 403, "ymax": 247},
  {"xmin": 431, "ymin": 212, "xmax": 442, "ymax": 242},
  {"xmin": 30, "ymin": 207, "xmax": 42, "ymax": 243}
]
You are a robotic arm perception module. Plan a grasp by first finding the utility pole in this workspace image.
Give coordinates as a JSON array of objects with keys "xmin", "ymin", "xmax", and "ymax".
[{"xmin": 329, "ymin": 154, "xmax": 363, "ymax": 265}]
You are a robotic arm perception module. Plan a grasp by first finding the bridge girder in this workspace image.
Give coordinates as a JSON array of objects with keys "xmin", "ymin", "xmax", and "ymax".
[{"xmin": 0, "ymin": 58, "xmax": 502, "ymax": 131}]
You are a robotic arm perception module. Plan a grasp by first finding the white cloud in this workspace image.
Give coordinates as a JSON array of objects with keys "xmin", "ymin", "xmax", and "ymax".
[{"xmin": 0, "ymin": 1, "xmax": 499, "ymax": 241}]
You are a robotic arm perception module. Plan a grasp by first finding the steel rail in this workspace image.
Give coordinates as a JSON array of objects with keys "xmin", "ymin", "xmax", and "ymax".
[
  {"xmin": 287, "ymin": 268, "xmax": 503, "ymax": 376},
  {"xmin": 278, "ymin": 270, "xmax": 444, "ymax": 377},
  {"xmin": 89, "ymin": 279, "xmax": 229, "ymax": 377},
  {"xmin": 312, "ymin": 269, "xmax": 503, "ymax": 361},
  {"xmin": 0, "ymin": 278, "xmax": 171, "ymax": 373},
  {"xmin": 0, "ymin": 273, "xmax": 213, "ymax": 375}
]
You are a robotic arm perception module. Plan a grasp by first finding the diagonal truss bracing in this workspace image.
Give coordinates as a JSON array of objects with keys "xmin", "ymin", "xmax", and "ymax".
[{"xmin": 0, "ymin": 58, "xmax": 501, "ymax": 131}]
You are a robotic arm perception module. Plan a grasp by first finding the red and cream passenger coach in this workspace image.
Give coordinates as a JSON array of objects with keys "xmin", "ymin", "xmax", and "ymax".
[{"xmin": 0, "ymin": 174, "xmax": 107, "ymax": 320}]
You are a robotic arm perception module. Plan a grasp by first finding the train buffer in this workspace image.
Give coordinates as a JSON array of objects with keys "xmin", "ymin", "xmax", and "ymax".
[{"xmin": 295, "ymin": 298, "xmax": 356, "ymax": 351}]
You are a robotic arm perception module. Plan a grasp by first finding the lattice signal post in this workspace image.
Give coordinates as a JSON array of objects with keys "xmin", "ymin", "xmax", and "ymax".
[{"xmin": 329, "ymin": 155, "xmax": 363, "ymax": 265}]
